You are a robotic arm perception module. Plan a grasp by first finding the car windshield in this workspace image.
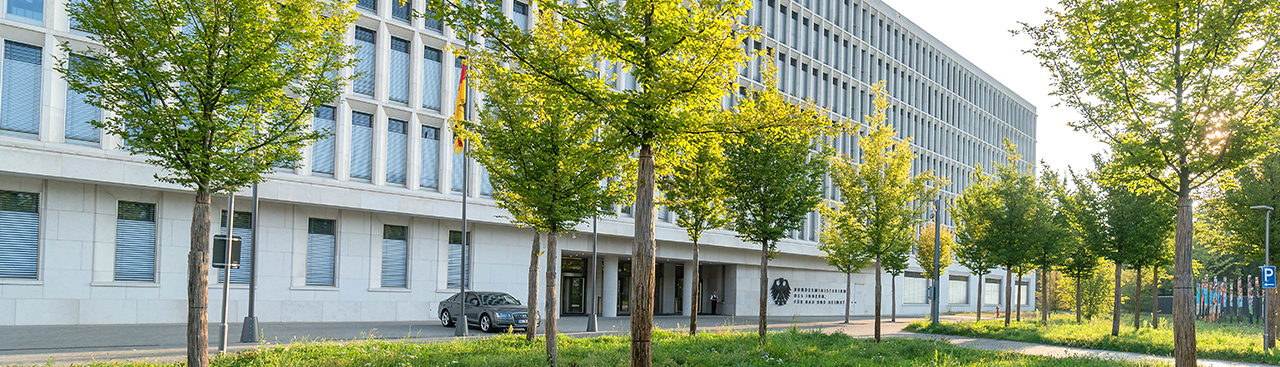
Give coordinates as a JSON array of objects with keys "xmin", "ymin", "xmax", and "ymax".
[{"xmin": 481, "ymin": 293, "xmax": 520, "ymax": 306}]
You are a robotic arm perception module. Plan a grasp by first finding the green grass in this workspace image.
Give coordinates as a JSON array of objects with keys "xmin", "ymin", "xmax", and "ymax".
[
  {"xmin": 39, "ymin": 329, "xmax": 1156, "ymax": 367},
  {"xmin": 907, "ymin": 312, "xmax": 1280, "ymax": 365}
]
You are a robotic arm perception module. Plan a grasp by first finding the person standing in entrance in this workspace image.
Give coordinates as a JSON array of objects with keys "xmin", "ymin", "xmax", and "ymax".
[{"xmin": 709, "ymin": 291, "xmax": 720, "ymax": 315}]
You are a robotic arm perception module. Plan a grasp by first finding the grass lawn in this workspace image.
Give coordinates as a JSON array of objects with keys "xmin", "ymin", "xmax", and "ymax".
[
  {"xmin": 907, "ymin": 312, "xmax": 1279, "ymax": 365},
  {"xmin": 39, "ymin": 329, "xmax": 1158, "ymax": 367}
]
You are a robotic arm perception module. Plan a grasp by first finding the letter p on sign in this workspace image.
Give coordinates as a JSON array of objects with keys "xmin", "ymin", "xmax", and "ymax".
[{"xmin": 1264, "ymin": 266, "xmax": 1277, "ymax": 289}]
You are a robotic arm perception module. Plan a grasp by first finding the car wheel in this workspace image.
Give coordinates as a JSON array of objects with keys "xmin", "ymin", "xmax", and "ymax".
[
  {"xmin": 440, "ymin": 309, "xmax": 455, "ymax": 327},
  {"xmin": 479, "ymin": 314, "xmax": 493, "ymax": 333}
]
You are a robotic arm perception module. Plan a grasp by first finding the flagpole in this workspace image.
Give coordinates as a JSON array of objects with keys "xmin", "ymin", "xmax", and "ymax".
[{"xmin": 454, "ymin": 49, "xmax": 471, "ymax": 337}]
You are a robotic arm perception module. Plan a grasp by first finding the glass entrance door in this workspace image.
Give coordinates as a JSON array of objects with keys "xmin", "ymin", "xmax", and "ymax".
[{"xmin": 563, "ymin": 277, "xmax": 585, "ymax": 314}]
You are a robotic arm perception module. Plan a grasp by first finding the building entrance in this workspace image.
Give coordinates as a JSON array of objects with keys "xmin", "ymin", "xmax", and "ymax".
[{"xmin": 561, "ymin": 258, "xmax": 586, "ymax": 315}]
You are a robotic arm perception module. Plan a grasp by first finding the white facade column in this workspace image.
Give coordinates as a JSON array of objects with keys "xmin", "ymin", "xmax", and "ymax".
[
  {"xmin": 662, "ymin": 262, "xmax": 677, "ymax": 314},
  {"xmin": 682, "ymin": 261, "xmax": 695, "ymax": 316},
  {"xmin": 603, "ymin": 256, "xmax": 619, "ymax": 317}
]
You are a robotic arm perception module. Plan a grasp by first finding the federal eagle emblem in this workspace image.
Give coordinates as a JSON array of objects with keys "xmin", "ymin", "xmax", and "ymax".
[{"xmin": 770, "ymin": 278, "xmax": 791, "ymax": 306}]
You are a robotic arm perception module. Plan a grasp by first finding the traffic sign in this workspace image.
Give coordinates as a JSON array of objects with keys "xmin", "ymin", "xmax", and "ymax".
[{"xmin": 1264, "ymin": 266, "xmax": 1276, "ymax": 289}]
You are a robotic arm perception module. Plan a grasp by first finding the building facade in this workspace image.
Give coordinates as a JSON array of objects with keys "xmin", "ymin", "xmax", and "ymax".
[{"xmin": 0, "ymin": 0, "xmax": 1037, "ymax": 325}]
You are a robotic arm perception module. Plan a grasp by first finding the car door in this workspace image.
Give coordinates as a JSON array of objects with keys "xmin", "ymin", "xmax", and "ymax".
[{"xmin": 466, "ymin": 293, "xmax": 483, "ymax": 323}]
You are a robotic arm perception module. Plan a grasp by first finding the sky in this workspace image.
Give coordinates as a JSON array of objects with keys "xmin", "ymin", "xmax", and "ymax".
[{"xmin": 881, "ymin": 0, "xmax": 1108, "ymax": 173}]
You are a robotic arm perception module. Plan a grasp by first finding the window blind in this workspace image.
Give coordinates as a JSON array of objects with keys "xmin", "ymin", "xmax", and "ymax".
[{"xmin": 114, "ymin": 202, "xmax": 156, "ymax": 282}]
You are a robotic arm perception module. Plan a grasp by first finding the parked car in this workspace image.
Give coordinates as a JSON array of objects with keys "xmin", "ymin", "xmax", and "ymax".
[{"xmin": 439, "ymin": 291, "xmax": 533, "ymax": 332}]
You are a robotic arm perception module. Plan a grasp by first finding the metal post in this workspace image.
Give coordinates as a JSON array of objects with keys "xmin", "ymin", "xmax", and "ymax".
[
  {"xmin": 587, "ymin": 215, "xmax": 599, "ymax": 332},
  {"xmin": 455, "ymin": 53, "xmax": 473, "ymax": 338},
  {"xmin": 219, "ymin": 194, "xmax": 235, "ymax": 354},
  {"xmin": 931, "ymin": 197, "xmax": 941, "ymax": 326},
  {"xmin": 1253, "ymin": 205, "xmax": 1273, "ymax": 349},
  {"xmin": 240, "ymin": 184, "xmax": 260, "ymax": 343}
]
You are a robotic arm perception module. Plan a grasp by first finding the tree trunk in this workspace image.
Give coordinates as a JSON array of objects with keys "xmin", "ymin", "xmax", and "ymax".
[
  {"xmin": 546, "ymin": 232, "xmax": 559, "ymax": 366},
  {"xmin": 1076, "ymin": 277, "xmax": 1083, "ymax": 324},
  {"xmin": 1016, "ymin": 272, "xmax": 1023, "ymax": 322},
  {"xmin": 874, "ymin": 257, "xmax": 882, "ymax": 342},
  {"xmin": 631, "ymin": 144, "xmax": 656, "ymax": 367},
  {"xmin": 1157, "ymin": 267, "xmax": 1167, "ymax": 329},
  {"xmin": 1041, "ymin": 268, "xmax": 1050, "ymax": 327},
  {"xmin": 1004, "ymin": 267, "xmax": 1012, "ymax": 327},
  {"xmin": 1112, "ymin": 262, "xmax": 1122, "ymax": 336},
  {"xmin": 1268, "ymin": 287, "xmax": 1277, "ymax": 349},
  {"xmin": 891, "ymin": 275, "xmax": 897, "ymax": 323},
  {"xmin": 976, "ymin": 274, "xmax": 983, "ymax": 321},
  {"xmin": 526, "ymin": 231, "xmax": 541, "ymax": 342},
  {"xmin": 1172, "ymin": 193, "xmax": 1196, "ymax": 367},
  {"xmin": 690, "ymin": 239, "xmax": 700, "ymax": 336},
  {"xmin": 844, "ymin": 272, "xmax": 851, "ymax": 324},
  {"xmin": 758, "ymin": 239, "xmax": 769, "ymax": 342},
  {"xmin": 187, "ymin": 189, "xmax": 212, "ymax": 367},
  {"xmin": 1134, "ymin": 266, "xmax": 1143, "ymax": 331}
]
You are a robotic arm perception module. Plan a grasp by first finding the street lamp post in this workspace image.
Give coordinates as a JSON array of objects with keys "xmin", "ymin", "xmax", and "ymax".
[
  {"xmin": 587, "ymin": 216, "xmax": 599, "ymax": 332},
  {"xmin": 1251, "ymin": 205, "xmax": 1273, "ymax": 350},
  {"xmin": 932, "ymin": 197, "xmax": 942, "ymax": 326}
]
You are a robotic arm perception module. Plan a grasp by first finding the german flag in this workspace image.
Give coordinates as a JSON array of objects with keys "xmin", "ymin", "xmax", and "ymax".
[{"xmin": 452, "ymin": 61, "xmax": 468, "ymax": 154}]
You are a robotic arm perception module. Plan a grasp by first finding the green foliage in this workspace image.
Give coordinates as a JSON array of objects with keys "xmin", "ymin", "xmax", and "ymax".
[
  {"xmin": 1020, "ymin": 0, "xmax": 1280, "ymax": 196},
  {"xmin": 66, "ymin": 330, "xmax": 1160, "ymax": 367},
  {"xmin": 458, "ymin": 39, "xmax": 630, "ymax": 234},
  {"xmin": 60, "ymin": 0, "xmax": 355, "ymax": 194},
  {"xmin": 913, "ymin": 223, "xmax": 954, "ymax": 280},
  {"xmin": 953, "ymin": 140, "xmax": 1042, "ymax": 278},
  {"xmin": 1097, "ymin": 163, "xmax": 1176, "ymax": 268},
  {"xmin": 660, "ymin": 137, "xmax": 731, "ymax": 245},
  {"xmin": 821, "ymin": 81, "xmax": 942, "ymax": 273},
  {"xmin": 1029, "ymin": 166, "xmax": 1071, "ymax": 274},
  {"xmin": 1052, "ymin": 263, "xmax": 1117, "ymax": 320},
  {"xmin": 1200, "ymin": 150, "xmax": 1280, "ymax": 266},
  {"xmin": 909, "ymin": 312, "xmax": 1280, "ymax": 365},
  {"xmin": 1058, "ymin": 169, "xmax": 1106, "ymax": 285},
  {"xmin": 953, "ymin": 163, "xmax": 999, "ymax": 280}
]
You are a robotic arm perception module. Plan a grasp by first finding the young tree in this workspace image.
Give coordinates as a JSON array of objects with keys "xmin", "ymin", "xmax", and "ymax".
[
  {"xmin": 818, "ymin": 199, "xmax": 873, "ymax": 324},
  {"xmin": 458, "ymin": 44, "xmax": 629, "ymax": 363},
  {"xmin": 885, "ymin": 251, "xmax": 910, "ymax": 323},
  {"xmin": 1099, "ymin": 172, "xmax": 1175, "ymax": 336},
  {"xmin": 913, "ymin": 222, "xmax": 954, "ymax": 320},
  {"xmin": 1032, "ymin": 167, "xmax": 1071, "ymax": 326},
  {"xmin": 59, "ymin": 1, "xmax": 354, "ymax": 366},
  {"xmin": 823, "ymin": 81, "xmax": 942, "ymax": 341},
  {"xmin": 722, "ymin": 80, "xmax": 834, "ymax": 343},
  {"xmin": 1059, "ymin": 169, "xmax": 1107, "ymax": 324},
  {"xmin": 953, "ymin": 166, "xmax": 1001, "ymax": 321},
  {"xmin": 440, "ymin": 2, "xmax": 751, "ymax": 363},
  {"xmin": 985, "ymin": 140, "xmax": 1038, "ymax": 327},
  {"xmin": 1022, "ymin": 2, "xmax": 1280, "ymax": 364},
  {"xmin": 659, "ymin": 138, "xmax": 730, "ymax": 336}
]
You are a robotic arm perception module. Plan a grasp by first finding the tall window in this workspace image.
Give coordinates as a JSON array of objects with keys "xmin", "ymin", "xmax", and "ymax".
[
  {"xmin": 423, "ymin": 7, "xmax": 443, "ymax": 31},
  {"xmin": 451, "ymin": 143, "xmax": 465, "ymax": 193},
  {"xmin": 983, "ymin": 278, "xmax": 1001, "ymax": 305},
  {"xmin": 904, "ymin": 271, "xmax": 927, "ymax": 304},
  {"xmin": 64, "ymin": 55, "xmax": 101, "ymax": 143},
  {"xmin": 447, "ymin": 230, "xmax": 471, "ymax": 289},
  {"xmin": 386, "ymin": 118, "xmax": 408, "ymax": 184},
  {"xmin": 217, "ymin": 210, "xmax": 253, "ymax": 284},
  {"xmin": 422, "ymin": 47, "xmax": 442, "ymax": 110},
  {"xmin": 513, "ymin": 1, "xmax": 529, "ymax": 31},
  {"xmin": 305, "ymin": 218, "xmax": 337, "ymax": 286},
  {"xmin": 1018, "ymin": 280, "xmax": 1031, "ymax": 306},
  {"xmin": 6, "ymin": 0, "xmax": 41, "ymax": 23},
  {"xmin": 350, "ymin": 111, "xmax": 374, "ymax": 180},
  {"xmin": 389, "ymin": 37, "xmax": 410, "ymax": 103},
  {"xmin": 2, "ymin": 41, "xmax": 42, "ymax": 136},
  {"xmin": 311, "ymin": 106, "xmax": 336, "ymax": 175},
  {"xmin": 352, "ymin": 27, "xmax": 377, "ymax": 97},
  {"xmin": 356, "ymin": 0, "xmax": 376, "ymax": 12},
  {"xmin": 0, "ymin": 190, "xmax": 39, "ymax": 279},
  {"xmin": 420, "ymin": 126, "xmax": 440, "ymax": 188},
  {"xmin": 392, "ymin": 0, "xmax": 411, "ymax": 22},
  {"xmin": 114, "ymin": 202, "xmax": 156, "ymax": 282},
  {"xmin": 381, "ymin": 225, "xmax": 408, "ymax": 288},
  {"xmin": 948, "ymin": 275, "xmax": 969, "ymax": 304}
]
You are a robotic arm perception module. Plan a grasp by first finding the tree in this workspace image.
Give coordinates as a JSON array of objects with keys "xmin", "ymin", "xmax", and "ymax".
[
  {"xmin": 440, "ymin": 2, "xmax": 751, "ymax": 364},
  {"xmin": 885, "ymin": 247, "xmax": 911, "ymax": 323},
  {"xmin": 953, "ymin": 165, "xmax": 1001, "ymax": 322},
  {"xmin": 1021, "ymin": 2, "xmax": 1280, "ymax": 364},
  {"xmin": 817, "ymin": 199, "xmax": 873, "ymax": 324},
  {"xmin": 59, "ymin": 1, "xmax": 354, "ymax": 366},
  {"xmin": 659, "ymin": 138, "xmax": 730, "ymax": 336},
  {"xmin": 1098, "ymin": 167, "xmax": 1175, "ymax": 336},
  {"xmin": 1033, "ymin": 166, "xmax": 1071, "ymax": 326},
  {"xmin": 1059, "ymin": 169, "xmax": 1106, "ymax": 324},
  {"xmin": 822, "ymin": 81, "xmax": 941, "ymax": 341},
  {"xmin": 722, "ymin": 76, "xmax": 834, "ymax": 343},
  {"xmin": 457, "ymin": 41, "xmax": 629, "ymax": 363},
  {"xmin": 984, "ymin": 140, "xmax": 1039, "ymax": 327},
  {"xmin": 912, "ymin": 222, "xmax": 953, "ymax": 322}
]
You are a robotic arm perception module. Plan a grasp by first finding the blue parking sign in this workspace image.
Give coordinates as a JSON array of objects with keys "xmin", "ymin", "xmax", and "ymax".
[{"xmin": 1264, "ymin": 266, "xmax": 1277, "ymax": 289}]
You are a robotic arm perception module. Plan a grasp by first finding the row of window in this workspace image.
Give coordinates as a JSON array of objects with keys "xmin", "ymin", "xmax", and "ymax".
[
  {"xmin": 0, "ymin": 190, "xmax": 473, "ymax": 289},
  {"xmin": 901, "ymin": 272, "xmax": 1032, "ymax": 306}
]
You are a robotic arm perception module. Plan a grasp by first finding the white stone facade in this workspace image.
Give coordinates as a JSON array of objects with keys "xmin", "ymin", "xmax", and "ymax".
[{"xmin": 0, "ymin": 0, "xmax": 1036, "ymax": 325}]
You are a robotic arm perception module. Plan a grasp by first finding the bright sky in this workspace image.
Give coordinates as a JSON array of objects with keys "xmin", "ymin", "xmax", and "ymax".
[{"xmin": 881, "ymin": 0, "xmax": 1107, "ymax": 173}]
